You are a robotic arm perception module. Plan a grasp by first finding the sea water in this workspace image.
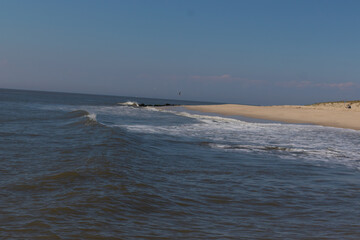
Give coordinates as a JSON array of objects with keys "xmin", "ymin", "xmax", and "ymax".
[{"xmin": 1, "ymin": 88, "xmax": 360, "ymax": 239}]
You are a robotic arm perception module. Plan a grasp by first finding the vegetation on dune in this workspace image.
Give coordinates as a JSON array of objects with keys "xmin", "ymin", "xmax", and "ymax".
[{"xmin": 309, "ymin": 100, "xmax": 360, "ymax": 106}]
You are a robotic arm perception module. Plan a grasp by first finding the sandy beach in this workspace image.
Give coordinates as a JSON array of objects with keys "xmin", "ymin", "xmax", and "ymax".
[{"xmin": 185, "ymin": 102, "xmax": 360, "ymax": 130}]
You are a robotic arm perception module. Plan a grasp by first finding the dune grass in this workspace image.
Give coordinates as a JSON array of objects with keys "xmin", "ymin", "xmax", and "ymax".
[{"xmin": 309, "ymin": 100, "xmax": 360, "ymax": 106}]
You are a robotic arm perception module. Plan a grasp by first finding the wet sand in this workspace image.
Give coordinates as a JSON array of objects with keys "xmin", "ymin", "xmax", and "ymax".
[{"xmin": 185, "ymin": 102, "xmax": 360, "ymax": 130}]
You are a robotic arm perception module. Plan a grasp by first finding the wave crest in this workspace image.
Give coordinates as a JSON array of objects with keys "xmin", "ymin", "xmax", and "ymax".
[
  {"xmin": 118, "ymin": 101, "xmax": 139, "ymax": 107},
  {"xmin": 64, "ymin": 110, "xmax": 99, "ymax": 126}
]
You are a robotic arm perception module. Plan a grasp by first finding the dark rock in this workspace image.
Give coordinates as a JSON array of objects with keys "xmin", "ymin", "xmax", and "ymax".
[{"xmin": 137, "ymin": 103, "xmax": 179, "ymax": 107}]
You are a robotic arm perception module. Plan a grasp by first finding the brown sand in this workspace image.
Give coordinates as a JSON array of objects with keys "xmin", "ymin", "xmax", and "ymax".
[{"xmin": 185, "ymin": 102, "xmax": 360, "ymax": 130}]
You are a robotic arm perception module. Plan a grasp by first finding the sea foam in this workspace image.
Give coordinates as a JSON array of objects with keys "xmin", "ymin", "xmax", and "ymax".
[
  {"xmin": 116, "ymin": 107, "xmax": 360, "ymax": 170},
  {"xmin": 118, "ymin": 101, "xmax": 139, "ymax": 107}
]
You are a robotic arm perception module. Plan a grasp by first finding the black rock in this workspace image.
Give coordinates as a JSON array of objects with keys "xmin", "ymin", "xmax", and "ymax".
[{"xmin": 137, "ymin": 103, "xmax": 179, "ymax": 107}]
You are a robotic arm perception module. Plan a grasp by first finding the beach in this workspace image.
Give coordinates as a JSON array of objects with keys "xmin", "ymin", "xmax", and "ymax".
[{"xmin": 185, "ymin": 102, "xmax": 360, "ymax": 130}]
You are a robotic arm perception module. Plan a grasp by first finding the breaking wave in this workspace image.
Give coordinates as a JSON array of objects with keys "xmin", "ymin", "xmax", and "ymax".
[
  {"xmin": 63, "ymin": 109, "xmax": 98, "ymax": 126},
  {"xmin": 118, "ymin": 101, "xmax": 139, "ymax": 107},
  {"xmin": 116, "ymin": 108, "xmax": 360, "ymax": 170}
]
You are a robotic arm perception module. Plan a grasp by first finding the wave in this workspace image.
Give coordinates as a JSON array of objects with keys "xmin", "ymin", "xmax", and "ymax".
[
  {"xmin": 63, "ymin": 110, "xmax": 99, "ymax": 127},
  {"xmin": 45, "ymin": 104, "xmax": 360, "ymax": 170},
  {"xmin": 207, "ymin": 142, "xmax": 360, "ymax": 169},
  {"xmin": 115, "ymin": 108, "xmax": 360, "ymax": 170},
  {"xmin": 117, "ymin": 101, "xmax": 139, "ymax": 107},
  {"xmin": 86, "ymin": 113, "xmax": 97, "ymax": 122},
  {"xmin": 78, "ymin": 113, "xmax": 99, "ymax": 126},
  {"xmin": 65, "ymin": 110, "xmax": 91, "ymax": 119},
  {"xmin": 207, "ymin": 143, "xmax": 307, "ymax": 154}
]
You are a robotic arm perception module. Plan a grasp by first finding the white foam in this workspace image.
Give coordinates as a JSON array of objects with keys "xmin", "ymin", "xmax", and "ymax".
[
  {"xmin": 86, "ymin": 113, "xmax": 97, "ymax": 121},
  {"xmin": 117, "ymin": 108, "xmax": 360, "ymax": 170},
  {"xmin": 45, "ymin": 103, "xmax": 360, "ymax": 170},
  {"xmin": 117, "ymin": 101, "xmax": 139, "ymax": 107}
]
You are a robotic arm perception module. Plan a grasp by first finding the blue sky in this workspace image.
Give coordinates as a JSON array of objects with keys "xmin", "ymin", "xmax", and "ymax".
[{"xmin": 1, "ymin": 0, "xmax": 360, "ymax": 104}]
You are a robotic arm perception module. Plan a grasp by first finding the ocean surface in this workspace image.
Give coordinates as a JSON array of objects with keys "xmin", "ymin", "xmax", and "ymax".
[{"xmin": 1, "ymin": 88, "xmax": 360, "ymax": 239}]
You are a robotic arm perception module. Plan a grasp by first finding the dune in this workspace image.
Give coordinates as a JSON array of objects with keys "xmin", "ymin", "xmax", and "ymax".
[{"xmin": 185, "ymin": 101, "xmax": 360, "ymax": 130}]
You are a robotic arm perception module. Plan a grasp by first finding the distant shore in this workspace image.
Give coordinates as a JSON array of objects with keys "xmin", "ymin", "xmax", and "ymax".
[{"xmin": 184, "ymin": 102, "xmax": 360, "ymax": 130}]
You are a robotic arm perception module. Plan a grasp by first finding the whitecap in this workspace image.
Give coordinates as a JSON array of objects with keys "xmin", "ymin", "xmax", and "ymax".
[
  {"xmin": 86, "ymin": 113, "xmax": 97, "ymax": 122},
  {"xmin": 117, "ymin": 101, "xmax": 139, "ymax": 107}
]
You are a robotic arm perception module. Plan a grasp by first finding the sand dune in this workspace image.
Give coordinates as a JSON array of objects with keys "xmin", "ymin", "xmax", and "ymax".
[{"xmin": 185, "ymin": 102, "xmax": 360, "ymax": 130}]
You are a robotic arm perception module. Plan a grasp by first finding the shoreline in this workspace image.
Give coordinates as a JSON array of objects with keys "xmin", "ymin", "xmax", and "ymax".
[{"xmin": 184, "ymin": 104, "xmax": 360, "ymax": 131}]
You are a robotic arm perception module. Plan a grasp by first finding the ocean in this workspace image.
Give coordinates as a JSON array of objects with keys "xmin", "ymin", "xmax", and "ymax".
[{"xmin": 1, "ymin": 88, "xmax": 360, "ymax": 239}]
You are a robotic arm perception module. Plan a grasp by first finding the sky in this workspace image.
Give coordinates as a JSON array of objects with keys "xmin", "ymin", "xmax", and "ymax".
[{"xmin": 1, "ymin": 0, "xmax": 360, "ymax": 105}]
